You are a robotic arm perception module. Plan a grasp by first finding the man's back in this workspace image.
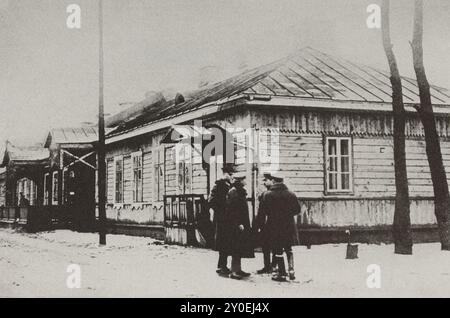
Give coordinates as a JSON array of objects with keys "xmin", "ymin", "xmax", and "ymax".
[{"xmin": 264, "ymin": 183, "xmax": 300, "ymax": 220}]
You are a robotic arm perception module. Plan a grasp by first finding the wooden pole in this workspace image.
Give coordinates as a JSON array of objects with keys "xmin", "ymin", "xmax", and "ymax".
[{"xmin": 98, "ymin": 0, "xmax": 107, "ymax": 245}]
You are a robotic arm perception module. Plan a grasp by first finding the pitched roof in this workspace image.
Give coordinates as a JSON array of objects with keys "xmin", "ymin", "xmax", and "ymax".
[
  {"xmin": 107, "ymin": 47, "xmax": 450, "ymax": 139},
  {"xmin": 45, "ymin": 126, "xmax": 98, "ymax": 147},
  {"xmin": 44, "ymin": 126, "xmax": 115, "ymax": 148},
  {"xmin": 241, "ymin": 47, "xmax": 450, "ymax": 104},
  {"xmin": 1, "ymin": 142, "xmax": 49, "ymax": 167},
  {"xmin": 108, "ymin": 56, "xmax": 282, "ymax": 135}
]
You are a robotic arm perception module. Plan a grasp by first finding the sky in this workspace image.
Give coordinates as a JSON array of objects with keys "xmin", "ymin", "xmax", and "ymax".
[{"xmin": 0, "ymin": 0, "xmax": 449, "ymax": 145}]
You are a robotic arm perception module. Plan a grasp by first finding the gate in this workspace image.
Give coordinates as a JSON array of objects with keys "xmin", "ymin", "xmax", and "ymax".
[{"xmin": 163, "ymin": 194, "xmax": 213, "ymax": 247}]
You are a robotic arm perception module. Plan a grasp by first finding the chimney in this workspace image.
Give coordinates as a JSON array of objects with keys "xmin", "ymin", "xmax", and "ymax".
[{"xmin": 175, "ymin": 93, "xmax": 185, "ymax": 105}]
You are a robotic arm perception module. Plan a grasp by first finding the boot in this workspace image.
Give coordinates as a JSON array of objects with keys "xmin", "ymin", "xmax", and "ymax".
[
  {"xmin": 230, "ymin": 256, "xmax": 247, "ymax": 279},
  {"xmin": 286, "ymin": 251, "xmax": 295, "ymax": 280},
  {"xmin": 237, "ymin": 270, "xmax": 251, "ymax": 277},
  {"xmin": 272, "ymin": 256, "xmax": 287, "ymax": 282},
  {"xmin": 233, "ymin": 256, "xmax": 250, "ymax": 278},
  {"xmin": 256, "ymin": 267, "xmax": 271, "ymax": 274},
  {"xmin": 270, "ymin": 253, "xmax": 277, "ymax": 273},
  {"xmin": 216, "ymin": 253, "xmax": 231, "ymax": 275},
  {"xmin": 216, "ymin": 267, "xmax": 231, "ymax": 275},
  {"xmin": 257, "ymin": 250, "xmax": 272, "ymax": 274}
]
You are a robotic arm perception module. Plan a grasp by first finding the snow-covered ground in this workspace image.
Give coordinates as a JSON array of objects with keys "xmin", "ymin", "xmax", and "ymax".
[{"xmin": 0, "ymin": 228, "xmax": 449, "ymax": 298}]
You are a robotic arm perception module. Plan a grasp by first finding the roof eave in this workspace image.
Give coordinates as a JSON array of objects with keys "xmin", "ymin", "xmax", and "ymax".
[
  {"xmin": 105, "ymin": 95, "xmax": 248, "ymax": 145},
  {"xmin": 245, "ymin": 96, "xmax": 450, "ymax": 115}
]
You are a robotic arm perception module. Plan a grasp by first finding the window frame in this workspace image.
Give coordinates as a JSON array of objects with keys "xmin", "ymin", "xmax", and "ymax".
[
  {"xmin": 114, "ymin": 156, "xmax": 124, "ymax": 203},
  {"xmin": 175, "ymin": 144, "xmax": 193, "ymax": 195},
  {"xmin": 131, "ymin": 151, "xmax": 143, "ymax": 202},
  {"xmin": 43, "ymin": 173, "xmax": 50, "ymax": 205},
  {"xmin": 52, "ymin": 171, "xmax": 59, "ymax": 205},
  {"xmin": 324, "ymin": 136, "xmax": 353, "ymax": 195},
  {"xmin": 153, "ymin": 147, "xmax": 166, "ymax": 202}
]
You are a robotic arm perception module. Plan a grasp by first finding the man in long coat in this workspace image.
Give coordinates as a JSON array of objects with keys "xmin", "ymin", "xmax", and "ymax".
[
  {"xmin": 262, "ymin": 174, "xmax": 300, "ymax": 281},
  {"xmin": 226, "ymin": 175, "xmax": 254, "ymax": 279},
  {"xmin": 208, "ymin": 164, "xmax": 235, "ymax": 275},
  {"xmin": 254, "ymin": 173, "xmax": 275, "ymax": 274}
]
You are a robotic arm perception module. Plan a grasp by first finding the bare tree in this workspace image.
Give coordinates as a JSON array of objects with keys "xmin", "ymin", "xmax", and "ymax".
[
  {"xmin": 381, "ymin": 0, "xmax": 412, "ymax": 254},
  {"xmin": 411, "ymin": 0, "xmax": 450, "ymax": 250}
]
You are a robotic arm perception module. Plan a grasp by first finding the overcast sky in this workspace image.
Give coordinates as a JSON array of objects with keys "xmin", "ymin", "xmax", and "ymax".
[{"xmin": 1, "ymin": 0, "xmax": 449, "ymax": 145}]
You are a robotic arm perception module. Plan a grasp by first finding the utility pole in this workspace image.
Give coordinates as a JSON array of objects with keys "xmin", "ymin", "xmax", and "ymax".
[{"xmin": 98, "ymin": 0, "xmax": 107, "ymax": 245}]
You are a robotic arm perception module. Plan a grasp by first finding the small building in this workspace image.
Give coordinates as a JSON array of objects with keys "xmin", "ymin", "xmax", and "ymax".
[
  {"xmin": 0, "ymin": 127, "xmax": 101, "ymax": 231},
  {"xmin": 104, "ymin": 47, "xmax": 450, "ymax": 244},
  {"xmin": 0, "ymin": 141, "xmax": 49, "ymax": 207},
  {"xmin": 0, "ymin": 141, "xmax": 49, "ymax": 225},
  {"xmin": 43, "ymin": 126, "xmax": 99, "ymax": 230}
]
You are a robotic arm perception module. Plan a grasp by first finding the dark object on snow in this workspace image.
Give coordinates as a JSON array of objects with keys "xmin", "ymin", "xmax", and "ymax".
[
  {"xmin": 345, "ymin": 230, "xmax": 358, "ymax": 259},
  {"xmin": 216, "ymin": 267, "xmax": 231, "ymax": 276}
]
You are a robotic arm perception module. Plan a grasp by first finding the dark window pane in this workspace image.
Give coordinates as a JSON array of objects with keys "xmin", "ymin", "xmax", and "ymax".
[
  {"xmin": 341, "ymin": 139, "xmax": 349, "ymax": 155},
  {"xmin": 329, "ymin": 173, "xmax": 337, "ymax": 190},
  {"xmin": 328, "ymin": 139, "xmax": 337, "ymax": 155},
  {"xmin": 330, "ymin": 157, "xmax": 338, "ymax": 172},
  {"xmin": 341, "ymin": 174, "xmax": 350, "ymax": 190},
  {"xmin": 341, "ymin": 157, "xmax": 350, "ymax": 173}
]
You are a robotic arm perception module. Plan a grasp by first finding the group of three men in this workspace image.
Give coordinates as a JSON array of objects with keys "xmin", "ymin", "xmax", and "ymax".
[{"xmin": 208, "ymin": 164, "xmax": 300, "ymax": 282}]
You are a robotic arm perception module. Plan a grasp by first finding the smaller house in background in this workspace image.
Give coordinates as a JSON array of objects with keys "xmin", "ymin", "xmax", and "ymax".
[
  {"xmin": 0, "ymin": 126, "xmax": 103, "ymax": 231},
  {"xmin": 42, "ymin": 126, "xmax": 101, "ymax": 230},
  {"xmin": 0, "ymin": 141, "xmax": 49, "ymax": 207}
]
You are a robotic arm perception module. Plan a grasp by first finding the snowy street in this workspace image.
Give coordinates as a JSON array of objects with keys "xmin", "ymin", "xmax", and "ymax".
[{"xmin": 0, "ymin": 228, "xmax": 449, "ymax": 298}]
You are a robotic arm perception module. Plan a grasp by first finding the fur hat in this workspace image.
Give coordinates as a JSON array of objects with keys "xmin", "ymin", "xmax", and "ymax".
[{"xmin": 221, "ymin": 163, "xmax": 237, "ymax": 174}]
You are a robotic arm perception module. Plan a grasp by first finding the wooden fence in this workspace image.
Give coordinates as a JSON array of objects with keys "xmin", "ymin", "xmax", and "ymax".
[{"xmin": 163, "ymin": 194, "xmax": 212, "ymax": 246}]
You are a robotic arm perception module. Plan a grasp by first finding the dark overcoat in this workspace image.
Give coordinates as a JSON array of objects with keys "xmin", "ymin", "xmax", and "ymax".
[
  {"xmin": 260, "ymin": 183, "xmax": 300, "ymax": 250},
  {"xmin": 208, "ymin": 178, "xmax": 232, "ymax": 254},
  {"xmin": 254, "ymin": 191, "xmax": 270, "ymax": 249},
  {"xmin": 226, "ymin": 183, "xmax": 255, "ymax": 258}
]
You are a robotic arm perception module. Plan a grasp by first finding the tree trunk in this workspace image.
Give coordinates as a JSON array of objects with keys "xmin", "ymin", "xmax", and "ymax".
[
  {"xmin": 381, "ymin": 0, "xmax": 412, "ymax": 254},
  {"xmin": 411, "ymin": 0, "xmax": 450, "ymax": 250}
]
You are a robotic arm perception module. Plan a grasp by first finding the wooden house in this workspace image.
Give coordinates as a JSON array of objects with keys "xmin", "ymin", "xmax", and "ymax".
[
  {"xmin": 0, "ymin": 142, "xmax": 49, "ymax": 225},
  {"xmin": 0, "ymin": 127, "xmax": 101, "ymax": 231},
  {"xmin": 94, "ymin": 47, "xmax": 450, "ymax": 243},
  {"xmin": 0, "ymin": 141, "xmax": 49, "ymax": 207},
  {"xmin": 42, "ymin": 126, "xmax": 99, "ymax": 229}
]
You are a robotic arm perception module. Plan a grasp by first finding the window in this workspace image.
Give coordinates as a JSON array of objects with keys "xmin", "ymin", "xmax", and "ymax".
[
  {"xmin": 325, "ymin": 137, "xmax": 352, "ymax": 193},
  {"xmin": 30, "ymin": 181, "xmax": 37, "ymax": 206},
  {"xmin": 16, "ymin": 179, "xmax": 25, "ymax": 205},
  {"xmin": 175, "ymin": 144, "xmax": 192, "ymax": 195},
  {"xmin": 44, "ymin": 173, "xmax": 49, "ymax": 205},
  {"xmin": 132, "ymin": 152, "xmax": 143, "ymax": 202},
  {"xmin": 154, "ymin": 147, "xmax": 165, "ymax": 202},
  {"xmin": 52, "ymin": 171, "xmax": 59, "ymax": 205},
  {"xmin": 114, "ymin": 157, "xmax": 124, "ymax": 203},
  {"xmin": 207, "ymin": 139, "xmax": 224, "ymax": 189}
]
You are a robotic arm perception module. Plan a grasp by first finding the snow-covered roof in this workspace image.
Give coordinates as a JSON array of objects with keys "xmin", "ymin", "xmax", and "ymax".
[
  {"xmin": 106, "ymin": 46, "xmax": 450, "ymax": 142},
  {"xmin": 0, "ymin": 142, "xmax": 49, "ymax": 167},
  {"xmin": 44, "ymin": 126, "xmax": 98, "ymax": 147},
  {"xmin": 44, "ymin": 126, "xmax": 115, "ymax": 148}
]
